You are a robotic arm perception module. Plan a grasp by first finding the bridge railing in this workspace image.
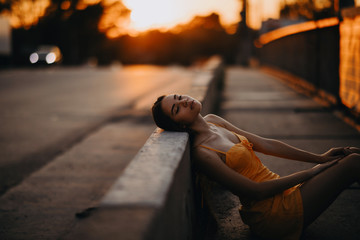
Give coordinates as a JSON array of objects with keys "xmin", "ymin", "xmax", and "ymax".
[
  {"xmin": 257, "ymin": 7, "xmax": 360, "ymax": 117},
  {"xmin": 257, "ymin": 17, "xmax": 340, "ymax": 103},
  {"xmin": 339, "ymin": 7, "xmax": 360, "ymax": 116}
]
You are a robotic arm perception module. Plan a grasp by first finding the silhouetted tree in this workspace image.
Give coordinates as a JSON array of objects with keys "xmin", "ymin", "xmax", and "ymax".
[
  {"xmin": 279, "ymin": 0, "xmax": 347, "ymax": 20},
  {"xmin": 7, "ymin": 0, "xmax": 130, "ymax": 65},
  {"xmin": 7, "ymin": 1, "xmax": 239, "ymax": 66},
  {"xmin": 116, "ymin": 13, "xmax": 238, "ymax": 65}
]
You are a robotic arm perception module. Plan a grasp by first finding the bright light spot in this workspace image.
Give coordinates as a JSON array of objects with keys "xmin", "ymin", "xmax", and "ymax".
[
  {"xmin": 10, "ymin": 0, "xmax": 50, "ymax": 29},
  {"xmin": 46, "ymin": 52, "xmax": 56, "ymax": 64},
  {"xmin": 247, "ymin": 0, "xmax": 282, "ymax": 29},
  {"xmin": 123, "ymin": 0, "xmax": 241, "ymax": 33},
  {"xmin": 61, "ymin": 0, "xmax": 71, "ymax": 10},
  {"xmin": 125, "ymin": 0, "xmax": 180, "ymax": 32},
  {"xmin": 29, "ymin": 53, "xmax": 39, "ymax": 64}
]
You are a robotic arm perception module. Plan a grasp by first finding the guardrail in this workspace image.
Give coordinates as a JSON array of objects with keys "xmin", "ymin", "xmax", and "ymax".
[
  {"xmin": 257, "ymin": 7, "xmax": 360, "ymax": 118},
  {"xmin": 339, "ymin": 7, "xmax": 360, "ymax": 116},
  {"xmin": 65, "ymin": 56, "xmax": 225, "ymax": 240},
  {"xmin": 257, "ymin": 17, "xmax": 340, "ymax": 104}
]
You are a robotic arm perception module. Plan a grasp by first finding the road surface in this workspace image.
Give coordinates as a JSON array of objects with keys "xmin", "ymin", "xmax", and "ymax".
[{"xmin": 0, "ymin": 65, "xmax": 193, "ymax": 194}]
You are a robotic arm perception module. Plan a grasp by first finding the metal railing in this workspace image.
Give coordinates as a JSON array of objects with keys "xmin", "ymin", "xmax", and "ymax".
[{"xmin": 257, "ymin": 7, "xmax": 360, "ymax": 116}]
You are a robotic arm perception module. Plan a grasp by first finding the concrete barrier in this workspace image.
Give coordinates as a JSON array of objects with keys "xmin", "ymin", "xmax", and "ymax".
[{"xmin": 65, "ymin": 56, "xmax": 225, "ymax": 240}]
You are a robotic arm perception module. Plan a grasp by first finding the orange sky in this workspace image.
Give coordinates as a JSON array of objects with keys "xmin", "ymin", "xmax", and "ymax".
[
  {"xmin": 121, "ymin": 0, "xmax": 360, "ymax": 35},
  {"xmin": 4, "ymin": 0, "xmax": 360, "ymax": 36},
  {"xmin": 122, "ymin": 0, "xmax": 242, "ymax": 34},
  {"xmin": 122, "ymin": 0, "xmax": 283, "ymax": 34}
]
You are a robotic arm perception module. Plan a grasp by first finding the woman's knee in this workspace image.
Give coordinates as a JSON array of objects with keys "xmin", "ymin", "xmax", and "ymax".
[
  {"xmin": 341, "ymin": 153, "xmax": 360, "ymax": 172},
  {"xmin": 347, "ymin": 152, "xmax": 360, "ymax": 161}
]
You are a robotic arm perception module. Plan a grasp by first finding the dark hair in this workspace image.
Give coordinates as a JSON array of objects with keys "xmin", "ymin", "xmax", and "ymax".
[{"xmin": 151, "ymin": 95, "xmax": 186, "ymax": 132}]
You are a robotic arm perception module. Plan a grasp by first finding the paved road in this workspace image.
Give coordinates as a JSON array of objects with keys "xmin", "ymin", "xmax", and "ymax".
[
  {"xmin": 0, "ymin": 65, "xmax": 193, "ymax": 194},
  {"xmin": 0, "ymin": 65, "xmax": 195, "ymax": 239}
]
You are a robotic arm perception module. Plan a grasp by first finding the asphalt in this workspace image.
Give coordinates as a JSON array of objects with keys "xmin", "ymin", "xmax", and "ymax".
[
  {"xmin": 208, "ymin": 66, "xmax": 360, "ymax": 240},
  {"xmin": 0, "ymin": 66, "xmax": 193, "ymax": 240}
]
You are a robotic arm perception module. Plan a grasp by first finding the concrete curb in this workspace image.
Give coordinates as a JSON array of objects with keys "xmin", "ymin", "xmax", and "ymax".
[{"xmin": 64, "ymin": 56, "xmax": 225, "ymax": 240}]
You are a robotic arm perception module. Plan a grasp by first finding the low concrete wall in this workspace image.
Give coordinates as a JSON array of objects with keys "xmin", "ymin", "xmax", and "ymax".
[{"xmin": 65, "ymin": 56, "xmax": 225, "ymax": 240}]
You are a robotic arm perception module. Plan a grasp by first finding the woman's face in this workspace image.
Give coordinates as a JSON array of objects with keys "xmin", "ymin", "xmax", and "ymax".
[{"xmin": 161, "ymin": 94, "xmax": 202, "ymax": 126}]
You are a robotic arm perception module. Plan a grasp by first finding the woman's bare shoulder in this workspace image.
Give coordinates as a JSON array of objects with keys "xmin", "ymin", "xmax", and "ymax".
[
  {"xmin": 204, "ymin": 114, "xmax": 226, "ymax": 125},
  {"xmin": 192, "ymin": 144, "xmax": 228, "ymax": 176},
  {"xmin": 193, "ymin": 143, "xmax": 212, "ymax": 157},
  {"xmin": 193, "ymin": 144, "xmax": 219, "ymax": 163}
]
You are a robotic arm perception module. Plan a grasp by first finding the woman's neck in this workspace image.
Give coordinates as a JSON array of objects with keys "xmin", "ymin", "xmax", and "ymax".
[
  {"xmin": 188, "ymin": 114, "xmax": 208, "ymax": 131},
  {"xmin": 188, "ymin": 114, "xmax": 215, "ymax": 143}
]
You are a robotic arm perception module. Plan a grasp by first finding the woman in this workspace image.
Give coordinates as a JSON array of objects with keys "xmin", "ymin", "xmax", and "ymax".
[{"xmin": 152, "ymin": 94, "xmax": 360, "ymax": 240}]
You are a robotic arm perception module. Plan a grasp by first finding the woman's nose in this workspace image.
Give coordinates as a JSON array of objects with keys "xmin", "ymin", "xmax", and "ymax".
[{"xmin": 179, "ymin": 99, "xmax": 188, "ymax": 106}]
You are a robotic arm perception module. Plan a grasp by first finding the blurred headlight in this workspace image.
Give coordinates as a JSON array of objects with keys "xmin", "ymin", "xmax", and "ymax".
[
  {"xmin": 46, "ymin": 52, "xmax": 56, "ymax": 64},
  {"xmin": 29, "ymin": 53, "xmax": 39, "ymax": 64}
]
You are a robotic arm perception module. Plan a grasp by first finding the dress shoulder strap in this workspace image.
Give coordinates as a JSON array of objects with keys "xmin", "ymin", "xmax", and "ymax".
[
  {"xmin": 200, "ymin": 122, "xmax": 227, "ymax": 155},
  {"xmin": 198, "ymin": 145, "xmax": 227, "ymax": 155}
]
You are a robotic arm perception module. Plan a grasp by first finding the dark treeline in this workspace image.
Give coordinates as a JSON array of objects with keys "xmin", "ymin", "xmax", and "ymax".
[
  {"xmin": 9, "ymin": 1, "xmax": 243, "ymax": 66},
  {"xmin": 110, "ymin": 14, "xmax": 240, "ymax": 66},
  {"xmin": 279, "ymin": 0, "xmax": 355, "ymax": 20},
  {"xmin": 11, "ymin": 3, "xmax": 107, "ymax": 66},
  {"xmin": 8, "ymin": 0, "xmax": 346, "ymax": 67}
]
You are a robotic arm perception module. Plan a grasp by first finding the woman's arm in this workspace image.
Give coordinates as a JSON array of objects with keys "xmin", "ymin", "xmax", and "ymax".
[
  {"xmin": 194, "ymin": 146, "xmax": 339, "ymax": 200},
  {"xmin": 205, "ymin": 114, "xmax": 345, "ymax": 163}
]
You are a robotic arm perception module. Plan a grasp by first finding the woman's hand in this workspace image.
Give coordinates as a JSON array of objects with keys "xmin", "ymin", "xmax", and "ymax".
[
  {"xmin": 345, "ymin": 147, "xmax": 360, "ymax": 155},
  {"xmin": 311, "ymin": 158, "xmax": 341, "ymax": 176},
  {"xmin": 319, "ymin": 146, "xmax": 359, "ymax": 163}
]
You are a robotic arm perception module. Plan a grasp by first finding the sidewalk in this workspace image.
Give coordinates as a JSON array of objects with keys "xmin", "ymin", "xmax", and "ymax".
[{"xmin": 210, "ymin": 66, "xmax": 360, "ymax": 240}]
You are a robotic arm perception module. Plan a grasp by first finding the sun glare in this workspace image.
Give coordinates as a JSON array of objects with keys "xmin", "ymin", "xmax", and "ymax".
[
  {"xmin": 123, "ymin": 0, "xmax": 241, "ymax": 34},
  {"xmin": 126, "ymin": 0, "xmax": 180, "ymax": 31}
]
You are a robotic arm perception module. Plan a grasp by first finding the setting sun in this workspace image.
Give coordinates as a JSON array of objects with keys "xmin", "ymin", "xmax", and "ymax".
[
  {"xmin": 125, "ymin": 0, "xmax": 180, "ymax": 31},
  {"xmin": 123, "ymin": 0, "xmax": 241, "ymax": 34}
]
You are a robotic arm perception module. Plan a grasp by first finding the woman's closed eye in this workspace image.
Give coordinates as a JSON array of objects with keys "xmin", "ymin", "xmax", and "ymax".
[
  {"xmin": 175, "ymin": 95, "xmax": 182, "ymax": 114},
  {"xmin": 171, "ymin": 94, "xmax": 188, "ymax": 115}
]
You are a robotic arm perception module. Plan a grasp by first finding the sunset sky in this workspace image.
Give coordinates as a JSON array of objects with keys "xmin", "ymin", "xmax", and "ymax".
[
  {"xmin": 4, "ymin": 0, "xmax": 360, "ymax": 36},
  {"xmin": 123, "ymin": 0, "xmax": 242, "ymax": 32},
  {"xmin": 122, "ymin": 0, "xmax": 282, "ymax": 33},
  {"xmin": 122, "ymin": 0, "xmax": 360, "ymax": 35},
  {"xmin": 4, "ymin": 0, "xmax": 282, "ymax": 34}
]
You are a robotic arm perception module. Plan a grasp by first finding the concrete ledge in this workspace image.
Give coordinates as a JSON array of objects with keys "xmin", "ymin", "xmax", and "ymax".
[
  {"xmin": 65, "ymin": 56, "xmax": 225, "ymax": 240},
  {"xmin": 102, "ymin": 130, "xmax": 189, "ymax": 208}
]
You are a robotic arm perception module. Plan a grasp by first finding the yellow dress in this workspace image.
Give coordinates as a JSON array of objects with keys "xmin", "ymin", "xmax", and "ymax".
[{"xmin": 200, "ymin": 127, "xmax": 303, "ymax": 240}]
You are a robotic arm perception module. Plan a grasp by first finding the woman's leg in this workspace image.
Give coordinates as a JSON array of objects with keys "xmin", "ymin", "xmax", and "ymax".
[{"xmin": 300, "ymin": 153, "xmax": 360, "ymax": 228}]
